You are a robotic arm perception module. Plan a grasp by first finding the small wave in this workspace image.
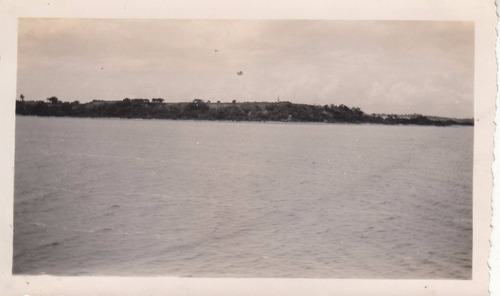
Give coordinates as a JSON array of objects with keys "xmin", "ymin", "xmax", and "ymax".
[
  {"xmin": 31, "ymin": 222, "xmax": 46, "ymax": 227},
  {"xmin": 40, "ymin": 241, "xmax": 61, "ymax": 248},
  {"xmin": 71, "ymin": 228, "xmax": 96, "ymax": 233}
]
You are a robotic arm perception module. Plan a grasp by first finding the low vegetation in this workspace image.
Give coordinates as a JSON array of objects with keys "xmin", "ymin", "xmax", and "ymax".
[{"xmin": 15, "ymin": 96, "xmax": 473, "ymax": 126}]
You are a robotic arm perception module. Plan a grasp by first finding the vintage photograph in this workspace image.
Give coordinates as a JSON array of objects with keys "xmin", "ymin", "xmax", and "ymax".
[{"xmin": 12, "ymin": 18, "xmax": 475, "ymax": 279}]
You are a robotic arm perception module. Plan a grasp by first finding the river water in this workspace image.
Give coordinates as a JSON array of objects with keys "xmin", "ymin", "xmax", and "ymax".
[{"xmin": 13, "ymin": 116, "xmax": 473, "ymax": 278}]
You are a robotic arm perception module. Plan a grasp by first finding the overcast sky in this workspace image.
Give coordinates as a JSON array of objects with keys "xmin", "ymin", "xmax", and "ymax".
[{"xmin": 17, "ymin": 19, "xmax": 474, "ymax": 118}]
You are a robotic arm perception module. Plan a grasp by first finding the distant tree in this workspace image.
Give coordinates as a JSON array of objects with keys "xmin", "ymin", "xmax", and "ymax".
[
  {"xmin": 47, "ymin": 96, "xmax": 59, "ymax": 104},
  {"xmin": 20, "ymin": 94, "xmax": 24, "ymax": 102},
  {"xmin": 131, "ymin": 98, "xmax": 148, "ymax": 104},
  {"xmin": 151, "ymin": 98, "xmax": 164, "ymax": 103},
  {"xmin": 185, "ymin": 99, "xmax": 209, "ymax": 115},
  {"xmin": 339, "ymin": 104, "xmax": 349, "ymax": 111},
  {"xmin": 232, "ymin": 99, "xmax": 237, "ymax": 104}
]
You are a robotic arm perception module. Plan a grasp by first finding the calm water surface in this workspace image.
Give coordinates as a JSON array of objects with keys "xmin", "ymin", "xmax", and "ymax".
[{"xmin": 13, "ymin": 116, "xmax": 473, "ymax": 278}]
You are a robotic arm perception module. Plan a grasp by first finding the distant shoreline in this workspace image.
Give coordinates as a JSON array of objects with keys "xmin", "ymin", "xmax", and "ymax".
[
  {"xmin": 15, "ymin": 98, "xmax": 474, "ymax": 126},
  {"xmin": 15, "ymin": 115, "xmax": 475, "ymax": 129}
]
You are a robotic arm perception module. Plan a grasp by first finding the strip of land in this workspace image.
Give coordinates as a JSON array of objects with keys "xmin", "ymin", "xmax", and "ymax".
[{"xmin": 15, "ymin": 97, "xmax": 473, "ymax": 126}]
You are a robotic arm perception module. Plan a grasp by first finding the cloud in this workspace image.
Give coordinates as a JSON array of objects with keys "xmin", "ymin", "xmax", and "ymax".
[
  {"xmin": 16, "ymin": 19, "xmax": 474, "ymax": 118},
  {"xmin": 364, "ymin": 79, "xmax": 472, "ymax": 117}
]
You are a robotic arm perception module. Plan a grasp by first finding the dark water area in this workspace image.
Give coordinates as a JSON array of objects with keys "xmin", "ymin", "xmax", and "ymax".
[{"xmin": 13, "ymin": 116, "xmax": 473, "ymax": 278}]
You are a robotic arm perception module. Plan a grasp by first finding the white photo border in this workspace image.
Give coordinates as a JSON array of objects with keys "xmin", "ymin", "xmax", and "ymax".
[{"xmin": 0, "ymin": 1, "xmax": 496, "ymax": 295}]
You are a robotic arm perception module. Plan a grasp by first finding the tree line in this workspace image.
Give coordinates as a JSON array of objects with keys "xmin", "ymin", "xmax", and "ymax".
[{"xmin": 15, "ymin": 96, "xmax": 473, "ymax": 126}]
